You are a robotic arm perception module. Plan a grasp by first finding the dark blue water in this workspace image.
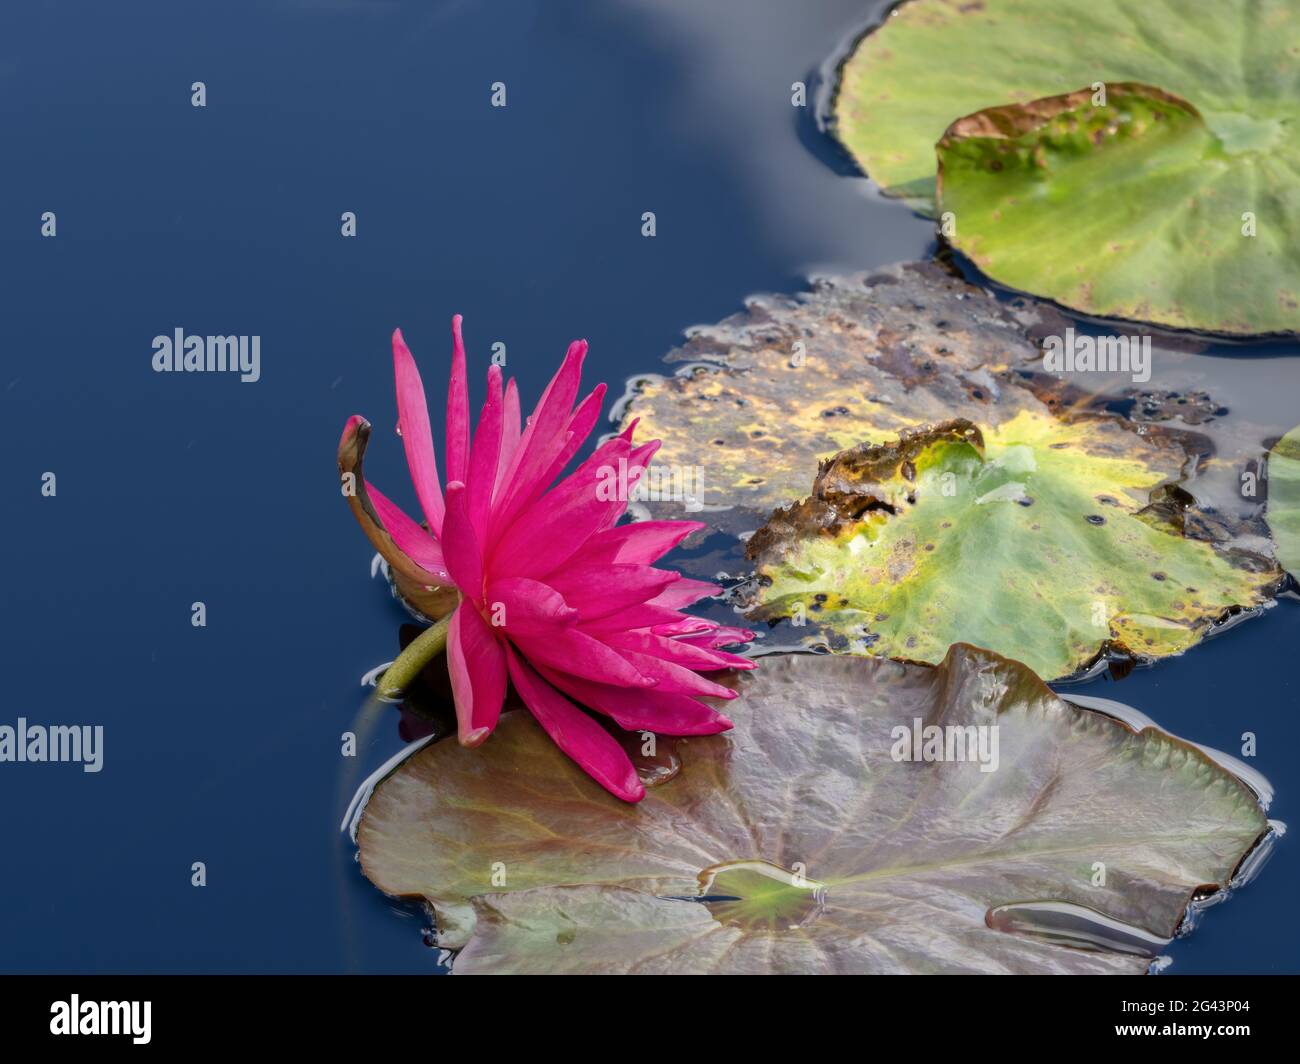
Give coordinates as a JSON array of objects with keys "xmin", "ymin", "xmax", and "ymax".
[{"xmin": 0, "ymin": 0, "xmax": 1293, "ymax": 973}]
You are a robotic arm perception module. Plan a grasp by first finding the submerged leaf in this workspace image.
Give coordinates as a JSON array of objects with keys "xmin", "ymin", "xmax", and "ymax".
[
  {"xmin": 1267, "ymin": 425, "xmax": 1300, "ymax": 579},
  {"xmin": 746, "ymin": 410, "xmax": 1280, "ymax": 680},
  {"xmin": 936, "ymin": 83, "xmax": 1300, "ymax": 335},
  {"xmin": 357, "ymin": 648, "xmax": 1268, "ymax": 974}
]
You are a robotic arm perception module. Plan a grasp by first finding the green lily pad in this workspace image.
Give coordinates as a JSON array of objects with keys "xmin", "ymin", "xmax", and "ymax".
[
  {"xmin": 833, "ymin": 0, "xmax": 1300, "ymax": 334},
  {"xmin": 936, "ymin": 83, "xmax": 1300, "ymax": 334},
  {"xmin": 746, "ymin": 411, "xmax": 1280, "ymax": 680},
  {"xmin": 357, "ymin": 648, "xmax": 1269, "ymax": 974},
  {"xmin": 1267, "ymin": 424, "xmax": 1300, "ymax": 578},
  {"xmin": 834, "ymin": 0, "xmax": 1297, "ymax": 210}
]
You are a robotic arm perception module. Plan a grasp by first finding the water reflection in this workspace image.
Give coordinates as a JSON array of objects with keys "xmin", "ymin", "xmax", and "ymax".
[{"xmin": 986, "ymin": 901, "xmax": 1172, "ymax": 958}]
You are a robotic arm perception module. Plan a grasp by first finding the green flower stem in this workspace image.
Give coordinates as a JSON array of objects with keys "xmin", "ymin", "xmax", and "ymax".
[{"xmin": 378, "ymin": 614, "xmax": 452, "ymax": 700}]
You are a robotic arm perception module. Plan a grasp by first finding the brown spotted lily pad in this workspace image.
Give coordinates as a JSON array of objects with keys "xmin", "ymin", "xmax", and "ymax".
[
  {"xmin": 618, "ymin": 261, "xmax": 1066, "ymax": 535},
  {"xmin": 620, "ymin": 263, "xmax": 1275, "ymax": 562},
  {"xmin": 746, "ymin": 412, "xmax": 1280, "ymax": 680},
  {"xmin": 356, "ymin": 648, "xmax": 1269, "ymax": 974}
]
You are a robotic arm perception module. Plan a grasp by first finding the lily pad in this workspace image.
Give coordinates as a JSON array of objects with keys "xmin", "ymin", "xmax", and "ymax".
[
  {"xmin": 1267, "ymin": 425, "xmax": 1300, "ymax": 578},
  {"xmin": 834, "ymin": 0, "xmax": 1298, "ymax": 210},
  {"xmin": 936, "ymin": 83, "xmax": 1300, "ymax": 334},
  {"xmin": 621, "ymin": 264, "xmax": 1273, "ymax": 564},
  {"xmin": 833, "ymin": 0, "xmax": 1300, "ymax": 334},
  {"xmin": 357, "ymin": 648, "xmax": 1269, "ymax": 974},
  {"xmin": 745, "ymin": 411, "xmax": 1280, "ymax": 680},
  {"xmin": 618, "ymin": 261, "xmax": 1066, "ymax": 533}
]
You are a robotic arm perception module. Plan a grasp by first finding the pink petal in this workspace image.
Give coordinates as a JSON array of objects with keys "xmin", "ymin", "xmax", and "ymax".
[
  {"xmin": 445, "ymin": 315, "xmax": 471, "ymax": 485},
  {"xmin": 505, "ymin": 646, "xmax": 644, "ymax": 802},
  {"xmin": 493, "ymin": 378, "xmax": 522, "ymax": 502},
  {"xmin": 337, "ymin": 414, "xmax": 452, "ymax": 593},
  {"xmin": 613, "ymin": 648, "xmax": 739, "ymax": 700},
  {"xmin": 485, "ymin": 576, "xmax": 577, "ymax": 636},
  {"xmin": 392, "ymin": 329, "xmax": 446, "ymax": 534},
  {"xmin": 366, "ymin": 482, "xmax": 451, "ymax": 584},
  {"xmin": 537, "ymin": 384, "xmax": 606, "ymax": 487},
  {"xmin": 467, "ymin": 364, "xmax": 503, "ymax": 542},
  {"xmin": 674, "ymin": 625, "xmax": 756, "ymax": 649},
  {"xmin": 629, "ymin": 439, "xmax": 659, "ymax": 467},
  {"xmin": 507, "ymin": 624, "xmax": 655, "ymax": 689},
  {"xmin": 649, "ymin": 577, "xmax": 722, "ymax": 608},
  {"xmin": 492, "ymin": 339, "xmax": 588, "ymax": 533},
  {"xmin": 546, "ymin": 564, "xmax": 680, "ymax": 622},
  {"xmin": 447, "ymin": 602, "xmax": 507, "ymax": 746},
  {"xmin": 596, "ymin": 439, "xmax": 660, "ymax": 532},
  {"xmin": 648, "ymin": 616, "xmax": 716, "ymax": 637},
  {"xmin": 579, "ymin": 603, "xmax": 705, "ymax": 633},
  {"xmin": 618, "ymin": 417, "xmax": 639, "ymax": 442},
  {"xmin": 440, "ymin": 481, "xmax": 483, "ymax": 599},
  {"xmin": 537, "ymin": 665, "xmax": 733, "ymax": 736},
  {"xmin": 604, "ymin": 630, "xmax": 756, "ymax": 672},
  {"xmin": 571, "ymin": 520, "xmax": 706, "ymax": 567},
  {"xmin": 490, "ymin": 436, "xmax": 632, "ymax": 579}
]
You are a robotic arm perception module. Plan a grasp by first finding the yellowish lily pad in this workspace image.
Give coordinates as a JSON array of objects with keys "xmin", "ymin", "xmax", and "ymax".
[
  {"xmin": 619, "ymin": 261, "xmax": 1065, "ymax": 533},
  {"xmin": 746, "ymin": 411, "xmax": 1280, "ymax": 679},
  {"xmin": 1267, "ymin": 425, "xmax": 1300, "ymax": 578}
]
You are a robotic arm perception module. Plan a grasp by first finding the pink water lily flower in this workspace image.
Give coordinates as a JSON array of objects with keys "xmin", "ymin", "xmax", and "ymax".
[{"xmin": 338, "ymin": 316, "xmax": 755, "ymax": 802}]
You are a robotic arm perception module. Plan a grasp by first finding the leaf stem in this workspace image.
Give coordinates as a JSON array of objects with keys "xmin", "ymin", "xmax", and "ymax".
[{"xmin": 378, "ymin": 613, "xmax": 452, "ymax": 701}]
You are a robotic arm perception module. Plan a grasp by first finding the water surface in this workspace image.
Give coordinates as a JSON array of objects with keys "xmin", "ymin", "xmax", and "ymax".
[{"xmin": 0, "ymin": 0, "xmax": 1293, "ymax": 973}]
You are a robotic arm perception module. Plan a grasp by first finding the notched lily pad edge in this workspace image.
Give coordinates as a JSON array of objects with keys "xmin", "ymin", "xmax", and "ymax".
[
  {"xmin": 745, "ymin": 594, "xmax": 1279, "ymax": 687},
  {"xmin": 1063, "ymin": 687, "xmax": 1285, "ymax": 947},
  {"xmin": 741, "ymin": 415, "xmax": 1285, "ymax": 684},
  {"xmin": 349, "ymin": 645, "xmax": 1277, "ymax": 973},
  {"xmin": 830, "ymin": 8, "xmax": 1300, "ymax": 342},
  {"xmin": 938, "ymin": 81, "xmax": 1300, "ymax": 340}
]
